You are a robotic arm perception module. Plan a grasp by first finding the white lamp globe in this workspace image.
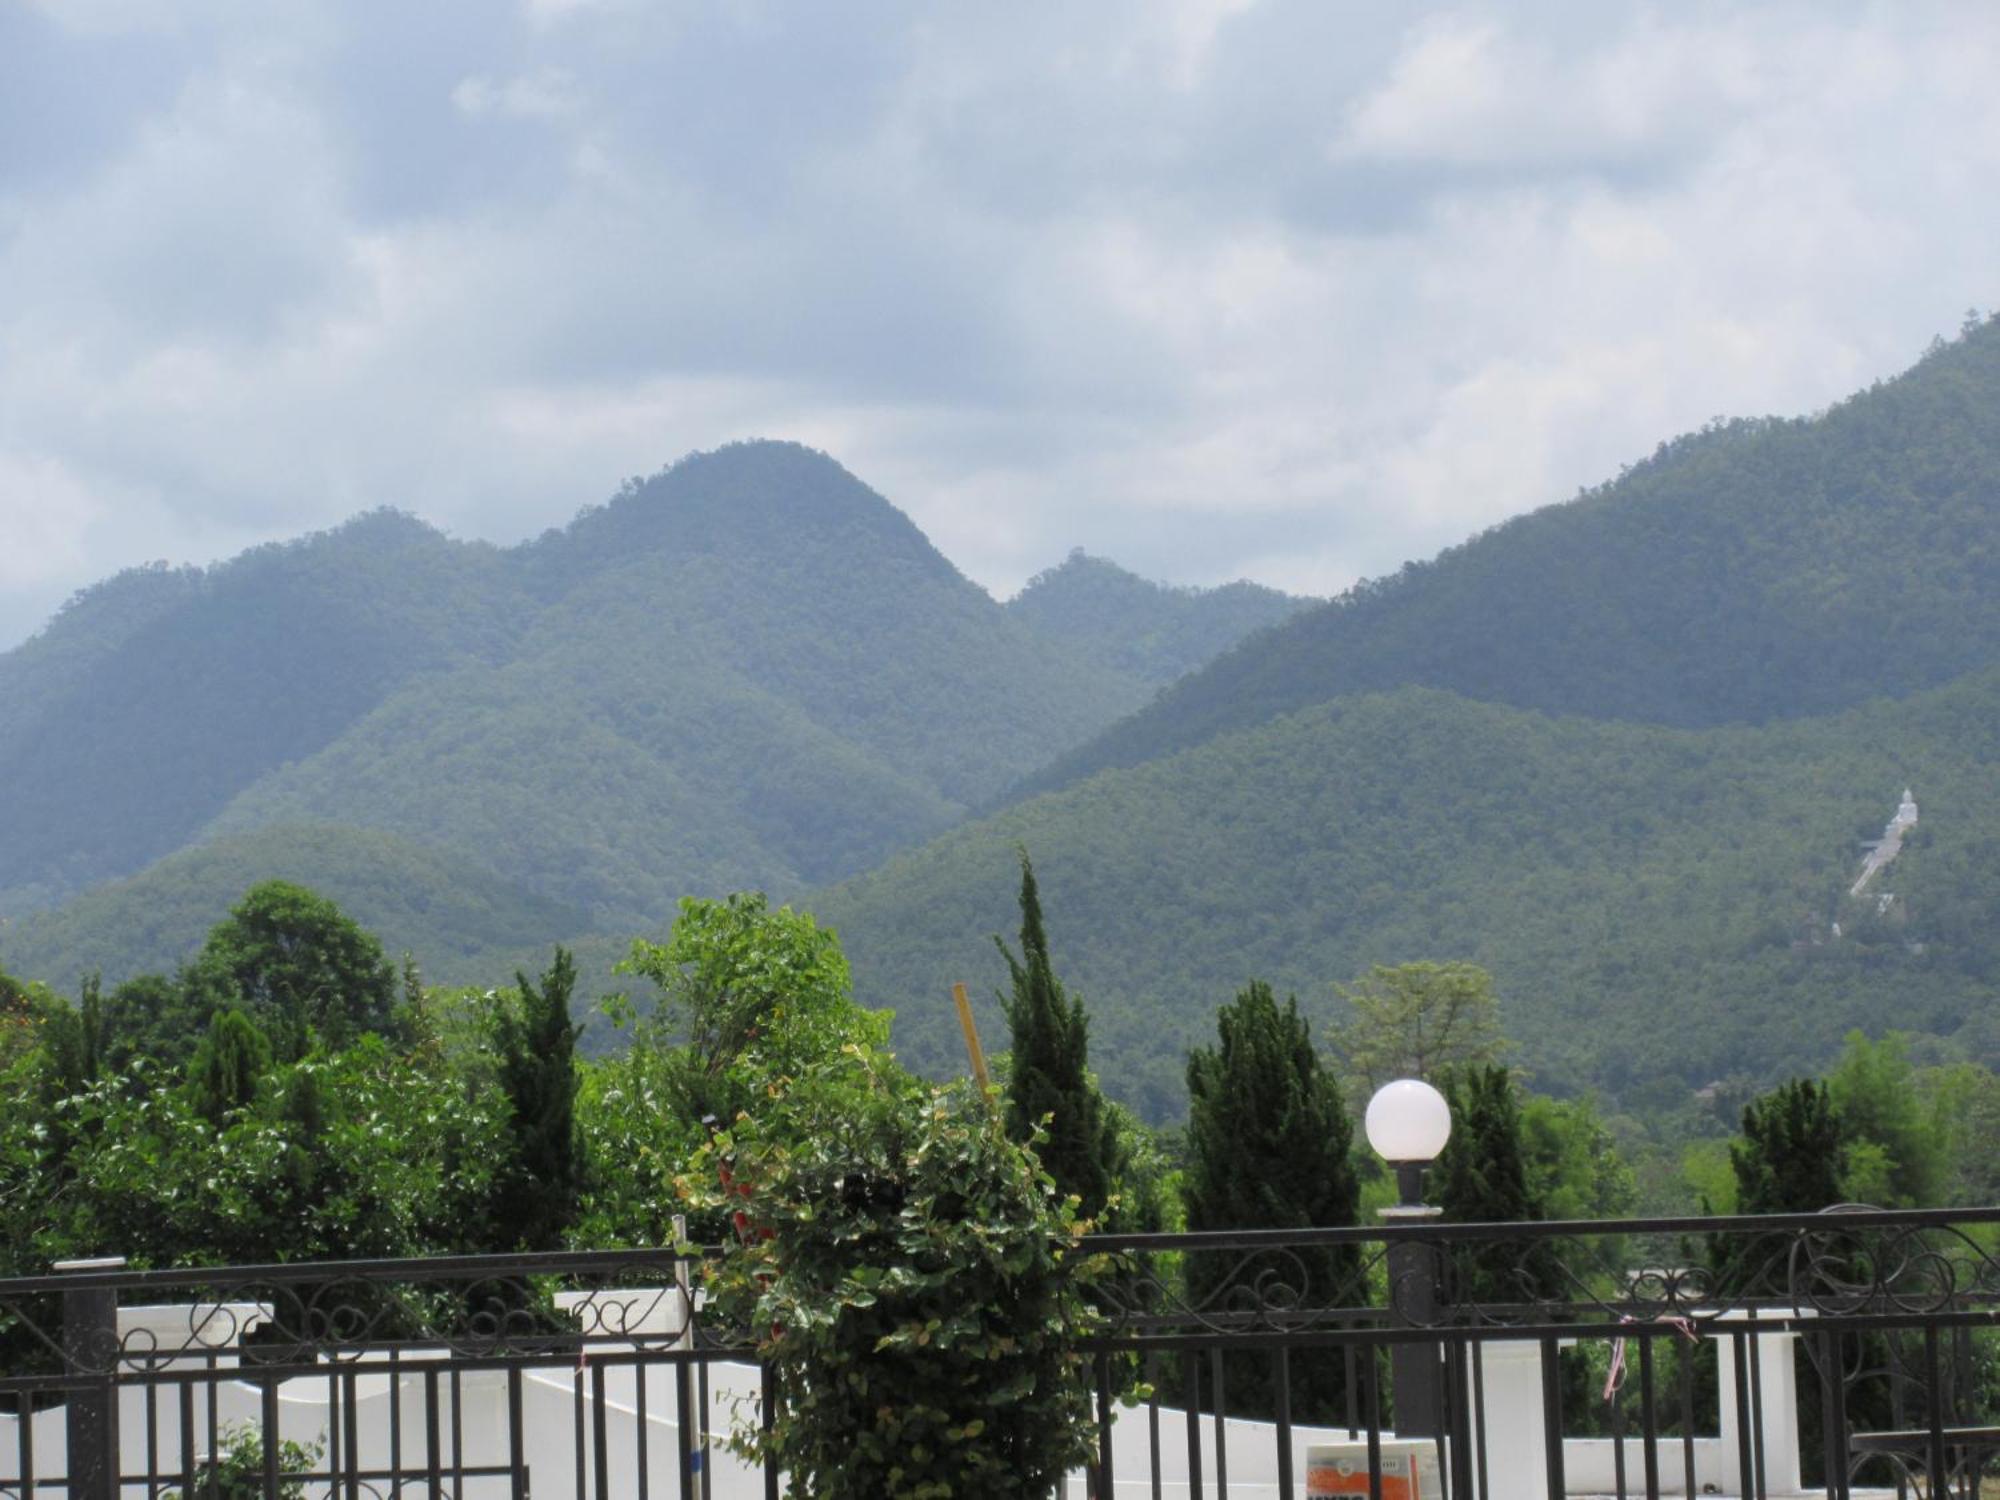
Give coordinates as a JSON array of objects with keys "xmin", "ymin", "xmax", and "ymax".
[{"xmin": 1365, "ymin": 1079, "xmax": 1453, "ymax": 1163}]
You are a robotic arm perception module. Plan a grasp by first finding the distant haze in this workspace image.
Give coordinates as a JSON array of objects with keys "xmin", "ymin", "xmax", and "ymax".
[{"xmin": 4, "ymin": 0, "xmax": 1999, "ymax": 650}]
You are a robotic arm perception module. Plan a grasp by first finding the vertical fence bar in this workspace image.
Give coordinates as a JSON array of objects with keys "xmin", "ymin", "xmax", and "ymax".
[
  {"xmin": 426, "ymin": 1367, "xmax": 443, "ymax": 1497},
  {"xmin": 760, "ymin": 1362, "xmax": 779, "ymax": 1500},
  {"xmin": 1539, "ymin": 1337, "xmax": 1566, "ymax": 1500},
  {"xmin": 1638, "ymin": 1332, "xmax": 1660, "ymax": 1500},
  {"xmin": 573, "ymin": 1354, "xmax": 588, "ymax": 1500},
  {"xmin": 1364, "ymin": 1342, "xmax": 1385, "ymax": 1500},
  {"xmin": 325, "ymin": 1366, "xmax": 341, "ymax": 1496},
  {"xmin": 1925, "ymin": 1325, "xmax": 1948, "ymax": 1500},
  {"xmin": 143, "ymin": 1368, "xmax": 159, "ymax": 1493},
  {"xmin": 208, "ymin": 1351, "xmax": 221, "ymax": 1500},
  {"xmin": 1747, "ymin": 1327, "xmax": 1768, "ymax": 1500},
  {"xmin": 1096, "ymin": 1349, "xmax": 1117, "ymax": 1497},
  {"xmin": 1470, "ymin": 1342, "xmax": 1490, "ymax": 1500},
  {"xmin": 508, "ymin": 1366, "xmax": 527, "ymax": 1500},
  {"xmin": 1346, "ymin": 1341, "xmax": 1360, "ymax": 1439},
  {"xmin": 1210, "ymin": 1349, "xmax": 1228, "ymax": 1497},
  {"xmin": 677, "ymin": 1359, "xmax": 696, "ymax": 1500},
  {"xmin": 699, "ymin": 1357, "xmax": 713, "ymax": 1500},
  {"xmin": 633, "ymin": 1360, "xmax": 649, "ymax": 1500},
  {"xmin": 1818, "ymin": 1331, "xmax": 1847, "ymax": 1500},
  {"xmin": 1274, "ymin": 1347, "xmax": 1295, "ymax": 1500},
  {"xmin": 343, "ymin": 1367, "xmax": 360, "ymax": 1500},
  {"xmin": 450, "ymin": 1367, "xmax": 465, "ymax": 1495},
  {"xmin": 1144, "ymin": 1351, "xmax": 1162, "ymax": 1500},
  {"xmin": 1731, "ymin": 1330, "xmax": 1754, "ymax": 1500},
  {"xmin": 19, "ymin": 1387, "xmax": 34, "ymax": 1500},
  {"xmin": 180, "ymin": 1374, "xmax": 198, "ymax": 1499},
  {"xmin": 1612, "ymin": 1378, "xmax": 1628, "ymax": 1500},
  {"xmin": 260, "ymin": 1376, "xmax": 280, "ymax": 1500},
  {"xmin": 1184, "ymin": 1353, "xmax": 1204, "ymax": 1500},
  {"xmin": 388, "ymin": 1347, "xmax": 403, "ymax": 1494},
  {"xmin": 1679, "ymin": 1335, "xmax": 1697, "ymax": 1500},
  {"xmin": 592, "ymin": 1357, "xmax": 611, "ymax": 1500}
]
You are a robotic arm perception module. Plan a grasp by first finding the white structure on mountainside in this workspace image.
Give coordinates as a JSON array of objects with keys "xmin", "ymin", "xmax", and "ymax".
[{"xmin": 1850, "ymin": 786, "xmax": 1919, "ymax": 898}]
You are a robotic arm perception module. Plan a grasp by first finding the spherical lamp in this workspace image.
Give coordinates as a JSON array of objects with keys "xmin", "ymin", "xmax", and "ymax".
[{"xmin": 1364, "ymin": 1079, "xmax": 1452, "ymax": 1165}]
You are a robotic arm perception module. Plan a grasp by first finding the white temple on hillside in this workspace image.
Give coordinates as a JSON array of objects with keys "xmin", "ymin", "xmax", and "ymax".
[{"xmin": 1850, "ymin": 787, "xmax": 1919, "ymax": 898}]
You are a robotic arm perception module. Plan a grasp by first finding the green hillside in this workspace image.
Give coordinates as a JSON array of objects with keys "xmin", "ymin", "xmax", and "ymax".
[
  {"xmin": 1006, "ymin": 549, "xmax": 1311, "ymax": 685},
  {"xmin": 0, "ymin": 822, "xmax": 589, "ymax": 994},
  {"xmin": 1018, "ymin": 319, "xmax": 2000, "ymax": 801},
  {"xmin": 5, "ymin": 442, "xmax": 1301, "ymax": 930},
  {"xmin": 811, "ymin": 669, "xmax": 2000, "ymax": 1122},
  {"xmin": 0, "ymin": 514, "xmax": 523, "ymax": 913}
]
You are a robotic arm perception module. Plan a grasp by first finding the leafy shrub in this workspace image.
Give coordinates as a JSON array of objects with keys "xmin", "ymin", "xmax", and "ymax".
[{"xmin": 690, "ymin": 1055, "xmax": 1104, "ymax": 1499}]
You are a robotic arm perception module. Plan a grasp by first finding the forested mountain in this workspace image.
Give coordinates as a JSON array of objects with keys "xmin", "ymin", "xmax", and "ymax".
[
  {"xmin": 812, "ymin": 666, "xmax": 2000, "ymax": 1121},
  {"xmin": 1017, "ymin": 319, "xmax": 2000, "ymax": 801},
  {"xmin": 0, "ymin": 823, "xmax": 590, "ymax": 990},
  {"xmin": 1006, "ymin": 550, "xmax": 1311, "ymax": 685},
  {"xmin": 0, "ymin": 441, "xmax": 1292, "ymax": 946}
]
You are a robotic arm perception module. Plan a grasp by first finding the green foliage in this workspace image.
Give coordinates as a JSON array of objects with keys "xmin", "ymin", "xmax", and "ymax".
[
  {"xmin": 1434, "ymin": 1066, "xmax": 1564, "ymax": 1302},
  {"xmin": 165, "ymin": 1424, "xmax": 322, "ymax": 1500},
  {"xmin": 186, "ymin": 881, "xmax": 399, "ymax": 1061},
  {"xmin": 1332, "ymin": 961, "xmax": 1509, "ymax": 1096},
  {"xmin": 688, "ymin": 1058, "xmax": 1103, "ymax": 1500},
  {"xmin": 1731, "ymin": 1079, "xmax": 1847, "ymax": 1214},
  {"xmin": 816, "ymin": 666, "xmax": 2000, "ymax": 1119},
  {"xmin": 491, "ymin": 948, "xmax": 585, "ymax": 1251},
  {"xmin": 184, "ymin": 1010, "xmax": 273, "ymax": 1124},
  {"xmin": 1826, "ymin": 1031, "xmax": 1948, "ymax": 1207},
  {"xmin": 1183, "ymin": 979, "xmax": 1358, "ymax": 1417},
  {"xmin": 1519, "ymin": 1094, "xmax": 1636, "ymax": 1221},
  {"xmin": 998, "ymin": 854, "xmax": 1121, "ymax": 1225}
]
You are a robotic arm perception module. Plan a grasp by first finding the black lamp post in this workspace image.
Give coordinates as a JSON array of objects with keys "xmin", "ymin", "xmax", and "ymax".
[{"xmin": 1366, "ymin": 1079, "xmax": 1452, "ymax": 1436}]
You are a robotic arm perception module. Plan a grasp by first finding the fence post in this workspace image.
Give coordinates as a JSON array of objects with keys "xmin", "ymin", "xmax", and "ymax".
[{"xmin": 54, "ymin": 1256, "xmax": 125, "ymax": 1500}]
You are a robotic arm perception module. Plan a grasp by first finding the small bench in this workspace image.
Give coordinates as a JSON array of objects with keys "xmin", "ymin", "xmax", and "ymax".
[{"xmin": 1851, "ymin": 1426, "xmax": 2000, "ymax": 1500}]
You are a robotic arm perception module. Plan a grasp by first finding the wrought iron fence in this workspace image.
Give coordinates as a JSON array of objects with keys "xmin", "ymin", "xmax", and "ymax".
[{"xmin": 5, "ymin": 1206, "xmax": 2000, "ymax": 1498}]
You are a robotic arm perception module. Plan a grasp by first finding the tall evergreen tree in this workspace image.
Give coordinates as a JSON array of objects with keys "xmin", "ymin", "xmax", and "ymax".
[
  {"xmin": 996, "ymin": 852, "xmax": 1120, "ymax": 1224},
  {"xmin": 1433, "ymin": 1065, "xmax": 1561, "ymax": 1303},
  {"xmin": 1182, "ymin": 978, "xmax": 1359, "ymax": 1418},
  {"xmin": 493, "ymin": 947, "xmax": 584, "ymax": 1251},
  {"xmin": 1732, "ymin": 1078, "xmax": 1847, "ymax": 1214},
  {"xmin": 184, "ymin": 1009, "xmax": 273, "ymax": 1125}
]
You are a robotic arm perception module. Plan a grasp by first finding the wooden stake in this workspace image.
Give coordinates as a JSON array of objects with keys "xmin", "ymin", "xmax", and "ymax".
[{"xmin": 952, "ymin": 982, "xmax": 993, "ymax": 1095}]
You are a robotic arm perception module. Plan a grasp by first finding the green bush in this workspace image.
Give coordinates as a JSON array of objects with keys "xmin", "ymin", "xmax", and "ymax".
[{"xmin": 691, "ymin": 1055, "xmax": 1104, "ymax": 1499}]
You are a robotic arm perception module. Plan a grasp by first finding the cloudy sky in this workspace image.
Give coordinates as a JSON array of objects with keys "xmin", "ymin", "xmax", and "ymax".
[{"xmin": 3, "ymin": 0, "xmax": 1998, "ymax": 650}]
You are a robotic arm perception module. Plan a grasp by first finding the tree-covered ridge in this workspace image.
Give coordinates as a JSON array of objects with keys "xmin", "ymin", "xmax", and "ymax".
[
  {"xmin": 0, "ymin": 824, "xmax": 590, "ymax": 996},
  {"xmin": 1, "ymin": 442, "xmax": 1290, "ymax": 931},
  {"xmin": 1006, "ymin": 549, "xmax": 1312, "ymax": 686},
  {"xmin": 1018, "ymin": 316, "xmax": 2000, "ymax": 800},
  {"xmin": 811, "ymin": 664, "xmax": 2000, "ymax": 1121}
]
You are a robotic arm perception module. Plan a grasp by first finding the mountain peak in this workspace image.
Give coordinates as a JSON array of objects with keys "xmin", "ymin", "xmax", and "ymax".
[{"xmin": 526, "ymin": 439, "xmax": 962, "ymax": 593}]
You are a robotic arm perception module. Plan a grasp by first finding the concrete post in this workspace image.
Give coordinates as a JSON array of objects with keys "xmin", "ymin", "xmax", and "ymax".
[{"xmin": 54, "ymin": 1256, "xmax": 125, "ymax": 1500}]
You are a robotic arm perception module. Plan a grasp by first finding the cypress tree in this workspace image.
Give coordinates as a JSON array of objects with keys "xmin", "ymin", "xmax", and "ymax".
[
  {"xmin": 1732, "ymin": 1078, "xmax": 1847, "ymax": 1214},
  {"xmin": 996, "ymin": 852, "xmax": 1120, "ymax": 1224},
  {"xmin": 493, "ymin": 947, "xmax": 584, "ymax": 1251},
  {"xmin": 185, "ymin": 1009, "xmax": 273, "ymax": 1125},
  {"xmin": 1182, "ymin": 979, "xmax": 1359, "ymax": 1419},
  {"xmin": 1433, "ymin": 1065, "xmax": 1560, "ymax": 1303}
]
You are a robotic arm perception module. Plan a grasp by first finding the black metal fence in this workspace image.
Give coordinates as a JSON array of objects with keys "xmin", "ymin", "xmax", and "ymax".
[{"xmin": 6, "ymin": 1206, "xmax": 2000, "ymax": 1498}]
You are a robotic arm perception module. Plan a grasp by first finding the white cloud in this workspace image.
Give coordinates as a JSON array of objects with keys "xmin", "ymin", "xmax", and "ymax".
[
  {"xmin": 451, "ymin": 68, "xmax": 582, "ymax": 119},
  {"xmin": 4, "ymin": 0, "xmax": 2000, "ymax": 645}
]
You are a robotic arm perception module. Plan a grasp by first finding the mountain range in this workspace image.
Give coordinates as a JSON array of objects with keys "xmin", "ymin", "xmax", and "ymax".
[
  {"xmin": 0, "ymin": 442, "xmax": 1304, "ymax": 980},
  {"xmin": 8, "ymin": 321, "xmax": 2000, "ymax": 1121}
]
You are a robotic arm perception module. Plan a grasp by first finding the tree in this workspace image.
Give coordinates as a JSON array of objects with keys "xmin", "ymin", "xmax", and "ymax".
[
  {"xmin": 184, "ymin": 1009, "xmax": 273, "ymax": 1125},
  {"xmin": 188, "ymin": 882, "xmax": 399, "ymax": 1060},
  {"xmin": 491, "ymin": 948, "xmax": 584, "ymax": 1252},
  {"xmin": 1433, "ymin": 1065, "xmax": 1563, "ymax": 1302},
  {"xmin": 1331, "ymin": 961, "xmax": 1509, "ymax": 1098},
  {"xmin": 996, "ymin": 853, "xmax": 1120, "ymax": 1225},
  {"xmin": 1183, "ymin": 978, "xmax": 1359, "ymax": 1417},
  {"xmin": 1731, "ymin": 1078, "xmax": 1846, "ymax": 1214},
  {"xmin": 1826, "ymin": 1031, "xmax": 1946, "ymax": 1207}
]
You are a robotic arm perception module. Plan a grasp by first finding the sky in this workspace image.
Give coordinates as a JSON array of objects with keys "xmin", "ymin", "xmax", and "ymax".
[{"xmin": 3, "ymin": 0, "xmax": 1999, "ymax": 651}]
